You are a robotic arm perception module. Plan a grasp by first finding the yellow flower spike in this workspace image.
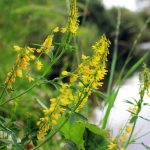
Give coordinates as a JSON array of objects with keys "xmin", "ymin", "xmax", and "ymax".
[
  {"xmin": 42, "ymin": 35, "xmax": 54, "ymax": 54},
  {"xmin": 61, "ymin": 71, "xmax": 69, "ymax": 76},
  {"xmin": 37, "ymin": 35, "xmax": 110, "ymax": 139},
  {"xmin": 53, "ymin": 27, "xmax": 59, "ymax": 33},
  {"xmin": 68, "ymin": 0, "xmax": 78, "ymax": 34},
  {"xmin": 36, "ymin": 60, "xmax": 43, "ymax": 70},
  {"xmin": 60, "ymin": 27, "xmax": 67, "ymax": 33},
  {"xmin": 16, "ymin": 69, "xmax": 23, "ymax": 78},
  {"xmin": 13, "ymin": 45, "xmax": 22, "ymax": 52}
]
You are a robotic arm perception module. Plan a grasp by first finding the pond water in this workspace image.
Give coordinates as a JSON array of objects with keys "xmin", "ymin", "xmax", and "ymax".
[{"xmin": 93, "ymin": 73, "xmax": 150, "ymax": 150}]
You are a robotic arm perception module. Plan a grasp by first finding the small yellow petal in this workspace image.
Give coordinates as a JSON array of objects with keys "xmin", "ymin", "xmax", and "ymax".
[
  {"xmin": 16, "ymin": 69, "xmax": 22, "ymax": 78},
  {"xmin": 61, "ymin": 71, "xmax": 69, "ymax": 76},
  {"xmin": 53, "ymin": 27, "xmax": 59, "ymax": 33},
  {"xmin": 14, "ymin": 45, "xmax": 22, "ymax": 52}
]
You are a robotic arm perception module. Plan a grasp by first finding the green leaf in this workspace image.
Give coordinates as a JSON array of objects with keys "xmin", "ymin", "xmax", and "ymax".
[
  {"xmin": 143, "ymin": 103, "xmax": 150, "ymax": 106},
  {"xmin": 74, "ymin": 112, "xmax": 88, "ymax": 122},
  {"xmin": 93, "ymin": 90, "xmax": 107, "ymax": 99},
  {"xmin": 125, "ymin": 100, "xmax": 134, "ymax": 105},
  {"xmin": 0, "ymin": 121, "xmax": 23, "ymax": 150},
  {"xmin": 83, "ymin": 123, "xmax": 108, "ymax": 137},
  {"xmin": 60, "ymin": 105, "xmax": 72, "ymax": 111},
  {"xmin": 123, "ymin": 52, "xmax": 149, "ymax": 80},
  {"xmin": 130, "ymin": 116, "xmax": 138, "ymax": 123},
  {"xmin": 69, "ymin": 113, "xmax": 76, "ymax": 124},
  {"xmin": 60, "ymin": 122, "xmax": 85, "ymax": 149},
  {"xmin": 35, "ymin": 98, "xmax": 48, "ymax": 109},
  {"xmin": 141, "ymin": 143, "xmax": 150, "ymax": 150},
  {"xmin": 139, "ymin": 116, "xmax": 150, "ymax": 122},
  {"xmin": 49, "ymin": 80, "xmax": 61, "ymax": 89}
]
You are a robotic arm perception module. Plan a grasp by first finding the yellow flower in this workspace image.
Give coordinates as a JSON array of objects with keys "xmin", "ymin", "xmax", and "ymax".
[
  {"xmin": 61, "ymin": 71, "xmax": 69, "ymax": 76},
  {"xmin": 5, "ymin": 47, "xmax": 33, "ymax": 89},
  {"xmin": 126, "ymin": 125, "xmax": 132, "ymax": 133},
  {"xmin": 52, "ymin": 120, "xmax": 57, "ymax": 125},
  {"xmin": 27, "ymin": 75, "xmax": 34, "ymax": 82},
  {"xmin": 53, "ymin": 27, "xmax": 59, "ymax": 33},
  {"xmin": 30, "ymin": 55, "xmax": 35, "ymax": 60},
  {"xmin": 16, "ymin": 69, "xmax": 22, "ymax": 78},
  {"xmin": 42, "ymin": 35, "xmax": 54, "ymax": 54},
  {"xmin": 13, "ymin": 45, "xmax": 21, "ymax": 52},
  {"xmin": 81, "ymin": 54, "xmax": 89, "ymax": 60},
  {"xmin": 108, "ymin": 143, "xmax": 117, "ymax": 150},
  {"xmin": 36, "ymin": 60, "xmax": 43, "ymax": 70},
  {"xmin": 60, "ymin": 27, "xmax": 67, "ymax": 33},
  {"xmin": 36, "ymin": 49, "xmax": 42, "ymax": 53}
]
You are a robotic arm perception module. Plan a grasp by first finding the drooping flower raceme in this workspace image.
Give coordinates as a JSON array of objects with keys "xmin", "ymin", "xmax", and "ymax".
[
  {"xmin": 37, "ymin": 35, "xmax": 110, "ymax": 140},
  {"xmin": 5, "ymin": 47, "xmax": 35, "ymax": 89}
]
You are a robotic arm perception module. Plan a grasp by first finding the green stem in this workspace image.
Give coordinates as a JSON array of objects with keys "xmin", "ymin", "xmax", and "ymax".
[
  {"xmin": 107, "ymin": 8, "xmax": 121, "ymax": 96},
  {"xmin": 0, "ymin": 83, "xmax": 37, "ymax": 106},
  {"xmin": 116, "ymin": 17, "xmax": 150, "ymax": 86}
]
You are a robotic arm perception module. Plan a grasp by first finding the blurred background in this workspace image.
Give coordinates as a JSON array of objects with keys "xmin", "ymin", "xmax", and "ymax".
[{"xmin": 0, "ymin": 0, "xmax": 150, "ymax": 149}]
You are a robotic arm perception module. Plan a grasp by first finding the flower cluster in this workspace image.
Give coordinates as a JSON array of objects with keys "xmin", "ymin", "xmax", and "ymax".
[
  {"xmin": 68, "ymin": 0, "xmax": 78, "ymax": 34},
  {"xmin": 37, "ymin": 35, "xmax": 110, "ymax": 140},
  {"xmin": 107, "ymin": 124, "xmax": 132, "ymax": 150},
  {"xmin": 5, "ymin": 46, "xmax": 35, "ymax": 89},
  {"xmin": 139, "ymin": 63, "xmax": 150, "ymax": 97}
]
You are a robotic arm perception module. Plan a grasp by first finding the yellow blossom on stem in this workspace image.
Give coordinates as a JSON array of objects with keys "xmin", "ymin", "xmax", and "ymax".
[
  {"xmin": 42, "ymin": 34, "xmax": 54, "ymax": 54},
  {"xmin": 37, "ymin": 35, "xmax": 110, "ymax": 139},
  {"xmin": 61, "ymin": 71, "xmax": 70, "ymax": 76},
  {"xmin": 68, "ymin": 0, "xmax": 78, "ymax": 34},
  {"xmin": 53, "ymin": 27, "xmax": 59, "ymax": 33},
  {"xmin": 36, "ymin": 60, "xmax": 42, "ymax": 70},
  {"xmin": 5, "ymin": 46, "xmax": 34, "ymax": 89},
  {"xmin": 126, "ymin": 125, "xmax": 132, "ymax": 133},
  {"xmin": 16, "ymin": 69, "xmax": 22, "ymax": 78},
  {"xmin": 13, "ymin": 45, "xmax": 22, "ymax": 52},
  {"xmin": 60, "ymin": 27, "xmax": 67, "ymax": 33},
  {"xmin": 27, "ymin": 75, "xmax": 34, "ymax": 82},
  {"xmin": 108, "ymin": 143, "xmax": 117, "ymax": 150}
]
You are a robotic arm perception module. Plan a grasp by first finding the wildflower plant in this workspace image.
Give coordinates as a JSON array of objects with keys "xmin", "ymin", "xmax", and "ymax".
[{"xmin": 0, "ymin": 0, "xmax": 150, "ymax": 150}]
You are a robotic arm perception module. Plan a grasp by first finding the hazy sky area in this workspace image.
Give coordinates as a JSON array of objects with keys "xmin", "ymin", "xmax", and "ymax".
[{"xmin": 102, "ymin": 0, "xmax": 137, "ymax": 11}]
